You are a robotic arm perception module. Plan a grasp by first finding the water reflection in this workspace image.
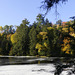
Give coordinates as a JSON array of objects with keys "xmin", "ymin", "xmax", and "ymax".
[
  {"xmin": 54, "ymin": 58, "xmax": 75, "ymax": 75},
  {"xmin": 0, "ymin": 56, "xmax": 75, "ymax": 75},
  {"xmin": 0, "ymin": 56, "xmax": 50, "ymax": 65}
]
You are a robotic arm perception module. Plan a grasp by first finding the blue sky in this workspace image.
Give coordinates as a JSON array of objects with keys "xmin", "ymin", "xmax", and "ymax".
[{"xmin": 0, "ymin": 0, "xmax": 75, "ymax": 27}]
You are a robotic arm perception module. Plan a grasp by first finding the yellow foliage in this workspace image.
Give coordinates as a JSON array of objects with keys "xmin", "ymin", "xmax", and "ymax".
[
  {"xmin": 35, "ymin": 42, "xmax": 47, "ymax": 52},
  {"xmin": 38, "ymin": 32, "xmax": 48, "ymax": 40},
  {"xmin": 35, "ymin": 43, "xmax": 42, "ymax": 49},
  {"xmin": 70, "ymin": 27, "xmax": 74, "ymax": 32},
  {"xmin": 63, "ymin": 38, "xmax": 70, "ymax": 44},
  {"xmin": 0, "ymin": 26, "xmax": 2, "ymax": 29},
  {"xmin": 57, "ymin": 24, "xmax": 59, "ymax": 29},
  {"xmin": 7, "ymin": 34, "xmax": 12, "ymax": 40},
  {"xmin": 36, "ymin": 32, "xmax": 48, "ymax": 53},
  {"xmin": 1, "ymin": 33, "xmax": 3, "ymax": 36},
  {"xmin": 70, "ymin": 33, "xmax": 75, "ymax": 37},
  {"xmin": 66, "ymin": 50, "xmax": 70, "ymax": 54},
  {"xmin": 44, "ymin": 42, "xmax": 47, "ymax": 47},
  {"xmin": 62, "ymin": 28, "xmax": 68, "ymax": 32},
  {"xmin": 35, "ymin": 43, "xmax": 42, "ymax": 52},
  {"xmin": 61, "ymin": 44, "xmax": 72, "ymax": 54},
  {"xmin": 11, "ymin": 33, "xmax": 17, "ymax": 44},
  {"xmin": 0, "ymin": 33, "xmax": 3, "ymax": 36},
  {"xmin": 61, "ymin": 37, "xmax": 72, "ymax": 54},
  {"xmin": 43, "ymin": 35, "xmax": 48, "ymax": 40},
  {"xmin": 47, "ymin": 27, "xmax": 54, "ymax": 30},
  {"xmin": 39, "ymin": 32, "xmax": 47, "ymax": 35},
  {"xmin": 62, "ymin": 44, "xmax": 70, "ymax": 51}
]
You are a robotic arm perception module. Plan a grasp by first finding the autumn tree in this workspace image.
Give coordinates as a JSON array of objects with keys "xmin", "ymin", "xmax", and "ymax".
[
  {"xmin": 35, "ymin": 32, "xmax": 50, "ymax": 56},
  {"xmin": 0, "ymin": 26, "xmax": 3, "ymax": 33},
  {"xmin": 61, "ymin": 37, "xmax": 73, "ymax": 56}
]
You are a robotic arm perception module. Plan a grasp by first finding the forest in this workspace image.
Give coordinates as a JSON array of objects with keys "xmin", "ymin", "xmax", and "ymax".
[{"xmin": 0, "ymin": 14, "xmax": 75, "ymax": 57}]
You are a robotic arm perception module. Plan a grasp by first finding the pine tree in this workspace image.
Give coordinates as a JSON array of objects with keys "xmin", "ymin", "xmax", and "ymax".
[{"xmin": 9, "ymin": 19, "xmax": 30, "ymax": 56}]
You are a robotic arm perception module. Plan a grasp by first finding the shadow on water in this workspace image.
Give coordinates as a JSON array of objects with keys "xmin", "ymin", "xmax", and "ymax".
[
  {"xmin": 0, "ymin": 56, "xmax": 51, "ymax": 65},
  {"xmin": 0, "ymin": 56, "xmax": 75, "ymax": 75},
  {"xmin": 53, "ymin": 57, "xmax": 75, "ymax": 75}
]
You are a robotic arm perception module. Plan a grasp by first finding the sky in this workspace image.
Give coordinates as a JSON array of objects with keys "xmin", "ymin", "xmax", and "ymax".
[{"xmin": 0, "ymin": 0, "xmax": 75, "ymax": 27}]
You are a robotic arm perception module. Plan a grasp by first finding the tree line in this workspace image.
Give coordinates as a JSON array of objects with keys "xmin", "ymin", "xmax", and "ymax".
[{"xmin": 0, "ymin": 14, "xmax": 75, "ymax": 57}]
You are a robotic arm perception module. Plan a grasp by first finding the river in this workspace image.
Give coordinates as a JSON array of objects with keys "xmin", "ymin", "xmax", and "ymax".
[{"xmin": 0, "ymin": 56, "xmax": 75, "ymax": 75}]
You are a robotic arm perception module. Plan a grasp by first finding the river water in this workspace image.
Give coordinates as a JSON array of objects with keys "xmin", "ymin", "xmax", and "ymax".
[{"xmin": 0, "ymin": 56, "xmax": 75, "ymax": 75}]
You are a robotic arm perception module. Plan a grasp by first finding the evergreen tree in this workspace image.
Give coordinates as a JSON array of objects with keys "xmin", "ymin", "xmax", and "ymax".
[
  {"xmin": 29, "ymin": 25, "xmax": 38, "ymax": 55},
  {"xmin": 47, "ymin": 27, "xmax": 61, "ymax": 56},
  {"xmin": 56, "ymin": 20, "xmax": 62, "ymax": 25},
  {"xmin": 9, "ymin": 19, "xmax": 30, "ymax": 56},
  {"xmin": 0, "ymin": 34, "xmax": 11, "ymax": 55}
]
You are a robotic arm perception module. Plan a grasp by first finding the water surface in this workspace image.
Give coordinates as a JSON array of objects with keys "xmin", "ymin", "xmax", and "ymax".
[{"xmin": 0, "ymin": 56, "xmax": 75, "ymax": 75}]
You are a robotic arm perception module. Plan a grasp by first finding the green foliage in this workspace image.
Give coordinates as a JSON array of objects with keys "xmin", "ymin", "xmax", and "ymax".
[
  {"xmin": 35, "ymin": 31, "xmax": 50, "ymax": 56},
  {"xmin": 29, "ymin": 26, "xmax": 38, "ymax": 55},
  {"xmin": 0, "ymin": 25, "xmax": 15, "ymax": 34},
  {"xmin": 0, "ymin": 34, "xmax": 11, "ymax": 55},
  {"xmin": 1, "ymin": 14, "xmax": 75, "ymax": 57},
  {"xmin": 47, "ymin": 27, "xmax": 61, "ymax": 56},
  {"xmin": 9, "ymin": 19, "xmax": 30, "ymax": 56},
  {"xmin": 36, "ymin": 14, "xmax": 45, "ymax": 25},
  {"xmin": 56, "ymin": 20, "xmax": 62, "ymax": 25}
]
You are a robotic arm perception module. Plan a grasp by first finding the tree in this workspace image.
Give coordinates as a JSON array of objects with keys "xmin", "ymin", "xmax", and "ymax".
[
  {"xmin": 3, "ymin": 25, "xmax": 9, "ymax": 34},
  {"xmin": 9, "ymin": 19, "xmax": 30, "ymax": 56},
  {"xmin": 29, "ymin": 25, "xmax": 38, "ymax": 55},
  {"xmin": 56, "ymin": 20, "xmax": 62, "ymax": 25},
  {"xmin": 9, "ymin": 25, "xmax": 13, "ymax": 33},
  {"xmin": 47, "ymin": 27, "xmax": 61, "ymax": 56},
  {"xmin": 0, "ymin": 33, "xmax": 11, "ymax": 55},
  {"xmin": 35, "ymin": 32, "xmax": 50, "ymax": 56},
  {"xmin": 41, "ymin": 0, "xmax": 68, "ymax": 15},
  {"xmin": 42, "ymin": 18, "xmax": 52, "ymax": 32},
  {"xmin": 61, "ymin": 37, "xmax": 73, "ymax": 56},
  {"xmin": 36, "ymin": 14, "xmax": 45, "ymax": 25},
  {"xmin": 11, "ymin": 32, "xmax": 17, "ymax": 44},
  {"xmin": 45, "ymin": 18, "xmax": 52, "ymax": 27},
  {"xmin": 0, "ymin": 26, "xmax": 3, "ymax": 33}
]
